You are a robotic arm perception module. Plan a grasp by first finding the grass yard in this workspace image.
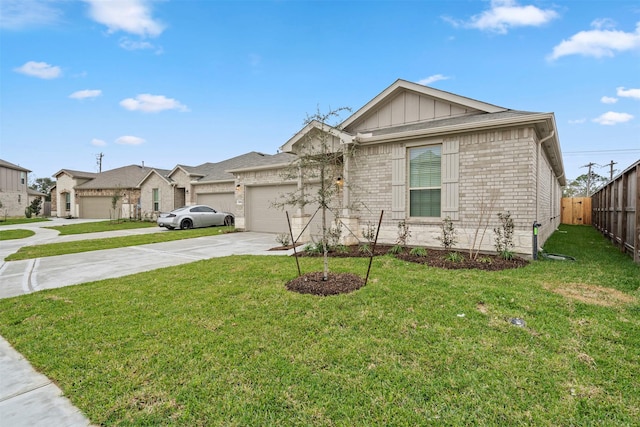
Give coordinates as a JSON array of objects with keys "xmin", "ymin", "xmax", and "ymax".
[
  {"xmin": 5, "ymin": 226, "xmax": 236, "ymax": 261},
  {"xmin": 46, "ymin": 220, "xmax": 157, "ymax": 235},
  {"xmin": 0, "ymin": 229, "xmax": 36, "ymax": 240},
  {"xmin": 0, "ymin": 217, "xmax": 49, "ymax": 226},
  {"xmin": 0, "ymin": 225, "xmax": 638, "ymax": 425}
]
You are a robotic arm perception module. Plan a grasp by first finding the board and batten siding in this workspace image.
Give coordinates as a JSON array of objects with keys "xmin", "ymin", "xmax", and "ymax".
[{"xmin": 349, "ymin": 91, "xmax": 475, "ymax": 133}]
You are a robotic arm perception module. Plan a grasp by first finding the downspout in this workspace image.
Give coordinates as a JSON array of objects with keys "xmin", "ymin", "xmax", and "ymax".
[{"xmin": 535, "ymin": 130, "xmax": 555, "ymax": 256}]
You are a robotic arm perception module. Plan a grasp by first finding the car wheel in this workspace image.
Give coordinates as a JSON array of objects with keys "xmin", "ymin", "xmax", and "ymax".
[
  {"xmin": 224, "ymin": 215, "xmax": 234, "ymax": 226},
  {"xmin": 180, "ymin": 219, "xmax": 193, "ymax": 230}
]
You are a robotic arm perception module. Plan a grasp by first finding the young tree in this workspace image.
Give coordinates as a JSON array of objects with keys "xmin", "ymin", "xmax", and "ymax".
[{"xmin": 276, "ymin": 106, "xmax": 352, "ymax": 281}]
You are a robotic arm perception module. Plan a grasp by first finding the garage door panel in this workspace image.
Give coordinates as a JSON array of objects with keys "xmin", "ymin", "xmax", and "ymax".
[
  {"xmin": 79, "ymin": 196, "xmax": 111, "ymax": 219},
  {"xmin": 246, "ymin": 185, "xmax": 294, "ymax": 233},
  {"xmin": 197, "ymin": 193, "xmax": 234, "ymax": 213},
  {"xmin": 246, "ymin": 184, "xmax": 335, "ymax": 237}
]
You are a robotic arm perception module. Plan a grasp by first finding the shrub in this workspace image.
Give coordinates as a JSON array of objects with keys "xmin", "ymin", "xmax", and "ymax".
[
  {"xmin": 436, "ymin": 216, "xmax": 457, "ymax": 250},
  {"xmin": 388, "ymin": 244, "xmax": 404, "ymax": 255},
  {"xmin": 494, "ymin": 211, "xmax": 515, "ymax": 258},
  {"xmin": 275, "ymin": 233, "xmax": 291, "ymax": 247},
  {"xmin": 409, "ymin": 247, "xmax": 427, "ymax": 257},
  {"xmin": 445, "ymin": 252, "xmax": 464, "ymax": 262},
  {"xmin": 24, "ymin": 206, "xmax": 32, "ymax": 218},
  {"xmin": 359, "ymin": 243, "xmax": 372, "ymax": 255}
]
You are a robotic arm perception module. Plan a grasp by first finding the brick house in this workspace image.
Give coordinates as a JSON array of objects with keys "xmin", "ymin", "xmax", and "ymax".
[
  {"xmin": 53, "ymin": 165, "xmax": 152, "ymax": 219},
  {"xmin": 231, "ymin": 79, "xmax": 565, "ymax": 257}
]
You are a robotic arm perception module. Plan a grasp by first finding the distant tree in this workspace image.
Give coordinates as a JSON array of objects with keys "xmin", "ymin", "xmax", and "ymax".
[
  {"xmin": 29, "ymin": 177, "xmax": 54, "ymax": 201},
  {"xmin": 563, "ymin": 172, "xmax": 608, "ymax": 197}
]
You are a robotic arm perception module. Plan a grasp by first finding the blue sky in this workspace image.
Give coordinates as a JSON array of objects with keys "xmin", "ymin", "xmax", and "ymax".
[{"xmin": 1, "ymin": 0, "xmax": 639, "ymax": 183}]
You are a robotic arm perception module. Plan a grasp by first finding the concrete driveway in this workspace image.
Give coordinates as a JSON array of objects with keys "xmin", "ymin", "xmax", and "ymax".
[
  {"xmin": 0, "ymin": 218, "xmax": 291, "ymax": 299},
  {"xmin": 0, "ymin": 218, "xmax": 292, "ymax": 426}
]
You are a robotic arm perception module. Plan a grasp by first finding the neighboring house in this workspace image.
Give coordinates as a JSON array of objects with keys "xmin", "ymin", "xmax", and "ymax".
[
  {"xmin": 53, "ymin": 165, "xmax": 152, "ymax": 219},
  {"xmin": 231, "ymin": 79, "xmax": 566, "ymax": 257},
  {"xmin": 137, "ymin": 151, "xmax": 296, "ymax": 217},
  {"xmin": 0, "ymin": 159, "xmax": 35, "ymax": 217}
]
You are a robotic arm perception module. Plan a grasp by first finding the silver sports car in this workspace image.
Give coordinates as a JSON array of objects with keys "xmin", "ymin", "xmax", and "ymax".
[{"xmin": 157, "ymin": 205, "xmax": 234, "ymax": 230}]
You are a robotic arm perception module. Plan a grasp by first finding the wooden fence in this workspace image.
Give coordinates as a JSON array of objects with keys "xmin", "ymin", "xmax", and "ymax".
[
  {"xmin": 591, "ymin": 160, "xmax": 640, "ymax": 263},
  {"xmin": 561, "ymin": 197, "xmax": 592, "ymax": 225}
]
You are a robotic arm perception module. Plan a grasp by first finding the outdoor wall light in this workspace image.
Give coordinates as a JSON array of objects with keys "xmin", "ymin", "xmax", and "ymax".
[
  {"xmin": 336, "ymin": 177, "xmax": 343, "ymax": 186},
  {"xmin": 236, "ymin": 184, "xmax": 242, "ymax": 192}
]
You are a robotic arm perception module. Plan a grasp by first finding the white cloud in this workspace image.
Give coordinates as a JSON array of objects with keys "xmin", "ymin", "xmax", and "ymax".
[
  {"xmin": 119, "ymin": 37, "xmax": 163, "ymax": 54},
  {"xmin": 69, "ymin": 89, "xmax": 102, "ymax": 100},
  {"xmin": 91, "ymin": 138, "xmax": 107, "ymax": 147},
  {"xmin": 568, "ymin": 118, "xmax": 587, "ymax": 124},
  {"xmin": 83, "ymin": 0, "xmax": 165, "ymax": 37},
  {"xmin": 600, "ymin": 96, "xmax": 618, "ymax": 104},
  {"xmin": 617, "ymin": 87, "xmax": 640, "ymax": 100},
  {"xmin": 115, "ymin": 135, "xmax": 146, "ymax": 145},
  {"xmin": 0, "ymin": 0, "xmax": 63, "ymax": 30},
  {"xmin": 447, "ymin": 0, "xmax": 558, "ymax": 34},
  {"xmin": 120, "ymin": 94, "xmax": 189, "ymax": 113},
  {"xmin": 548, "ymin": 20, "xmax": 640, "ymax": 60},
  {"xmin": 592, "ymin": 111, "xmax": 634, "ymax": 125},
  {"xmin": 14, "ymin": 61, "xmax": 61, "ymax": 79},
  {"xmin": 418, "ymin": 74, "xmax": 451, "ymax": 85}
]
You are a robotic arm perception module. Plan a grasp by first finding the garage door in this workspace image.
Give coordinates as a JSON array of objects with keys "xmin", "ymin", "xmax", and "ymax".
[
  {"xmin": 79, "ymin": 196, "xmax": 111, "ymax": 219},
  {"xmin": 197, "ymin": 192, "xmax": 234, "ymax": 213},
  {"xmin": 246, "ymin": 184, "xmax": 295, "ymax": 233},
  {"xmin": 245, "ymin": 184, "xmax": 334, "ymax": 238}
]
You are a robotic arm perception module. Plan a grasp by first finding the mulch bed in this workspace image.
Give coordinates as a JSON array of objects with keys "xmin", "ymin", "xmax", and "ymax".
[
  {"xmin": 285, "ymin": 272, "xmax": 365, "ymax": 296},
  {"xmin": 283, "ymin": 245, "xmax": 528, "ymax": 295}
]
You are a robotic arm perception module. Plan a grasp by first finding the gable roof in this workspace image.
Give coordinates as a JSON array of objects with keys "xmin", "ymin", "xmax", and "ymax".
[
  {"xmin": 53, "ymin": 169, "xmax": 98, "ymax": 180},
  {"xmin": 279, "ymin": 120, "xmax": 354, "ymax": 154},
  {"xmin": 137, "ymin": 168, "xmax": 173, "ymax": 187},
  {"xmin": 193, "ymin": 151, "xmax": 295, "ymax": 183},
  {"xmin": 226, "ymin": 151, "xmax": 298, "ymax": 174},
  {"xmin": 0, "ymin": 159, "xmax": 31, "ymax": 172},
  {"xmin": 75, "ymin": 165, "xmax": 154, "ymax": 189},
  {"xmin": 340, "ymin": 79, "xmax": 507, "ymax": 130}
]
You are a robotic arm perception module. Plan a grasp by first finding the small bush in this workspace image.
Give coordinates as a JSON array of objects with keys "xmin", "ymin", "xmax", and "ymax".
[
  {"xmin": 275, "ymin": 233, "xmax": 291, "ymax": 247},
  {"xmin": 436, "ymin": 216, "xmax": 457, "ymax": 250},
  {"xmin": 499, "ymin": 250, "xmax": 514, "ymax": 260},
  {"xmin": 388, "ymin": 244, "xmax": 404, "ymax": 255},
  {"xmin": 24, "ymin": 206, "xmax": 32, "ymax": 218},
  {"xmin": 445, "ymin": 252, "xmax": 464, "ymax": 262},
  {"xmin": 409, "ymin": 247, "xmax": 427, "ymax": 257},
  {"xmin": 359, "ymin": 243, "xmax": 372, "ymax": 255}
]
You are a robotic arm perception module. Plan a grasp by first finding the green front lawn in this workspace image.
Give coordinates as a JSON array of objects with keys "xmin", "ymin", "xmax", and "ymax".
[
  {"xmin": 46, "ymin": 220, "xmax": 157, "ymax": 235},
  {"xmin": 0, "ymin": 225, "xmax": 638, "ymax": 425},
  {"xmin": 0, "ymin": 229, "xmax": 35, "ymax": 240},
  {"xmin": 5, "ymin": 226, "xmax": 235, "ymax": 261},
  {"xmin": 0, "ymin": 217, "xmax": 49, "ymax": 226}
]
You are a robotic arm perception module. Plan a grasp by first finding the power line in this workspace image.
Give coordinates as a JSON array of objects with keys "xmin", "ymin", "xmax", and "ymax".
[{"xmin": 564, "ymin": 148, "xmax": 640, "ymax": 155}]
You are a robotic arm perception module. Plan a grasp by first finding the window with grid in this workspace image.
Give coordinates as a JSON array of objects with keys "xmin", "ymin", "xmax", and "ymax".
[
  {"xmin": 152, "ymin": 188, "xmax": 160, "ymax": 211},
  {"xmin": 65, "ymin": 193, "xmax": 71, "ymax": 211},
  {"xmin": 409, "ymin": 145, "xmax": 442, "ymax": 217}
]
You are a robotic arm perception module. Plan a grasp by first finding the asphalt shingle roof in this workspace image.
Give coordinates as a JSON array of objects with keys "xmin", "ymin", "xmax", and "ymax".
[{"xmin": 75, "ymin": 165, "xmax": 155, "ymax": 189}]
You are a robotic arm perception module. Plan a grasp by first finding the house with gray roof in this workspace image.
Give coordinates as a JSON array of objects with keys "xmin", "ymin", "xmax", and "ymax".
[
  {"xmin": 230, "ymin": 79, "xmax": 566, "ymax": 257},
  {"xmin": 137, "ymin": 151, "xmax": 296, "ymax": 217},
  {"xmin": 53, "ymin": 165, "xmax": 153, "ymax": 219}
]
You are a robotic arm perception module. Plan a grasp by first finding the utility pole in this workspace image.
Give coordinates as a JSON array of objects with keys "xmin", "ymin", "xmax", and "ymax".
[
  {"xmin": 581, "ymin": 162, "xmax": 596, "ymax": 197},
  {"xmin": 96, "ymin": 152, "xmax": 104, "ymax": 173},
  {"xmin": 603, "ymin": 160, "xmax": 617, "ymax": 180}
]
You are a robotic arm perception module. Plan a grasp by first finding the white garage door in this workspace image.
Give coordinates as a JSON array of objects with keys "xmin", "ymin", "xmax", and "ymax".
[
  {"xmin": 79, "ymin": 196, "xmax": 111, "ymax": 219},
  {"xmin": 245, "ymin": 184, "xmax": 335, "ymax": 238},
  {"xmin": 197, "ymin": 192, "xmax": 234, "ymax": 213}
]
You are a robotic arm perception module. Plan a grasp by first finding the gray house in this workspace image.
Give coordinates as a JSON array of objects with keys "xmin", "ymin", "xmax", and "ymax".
[{"xmin": 231, "ymin": 79, "xmax": 565, "ymax": 256}]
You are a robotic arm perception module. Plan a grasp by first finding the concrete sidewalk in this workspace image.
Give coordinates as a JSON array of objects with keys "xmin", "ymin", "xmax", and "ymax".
[{"xmin": 0, "ymin": 219, "xmax": 291, "ymax": 426}]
